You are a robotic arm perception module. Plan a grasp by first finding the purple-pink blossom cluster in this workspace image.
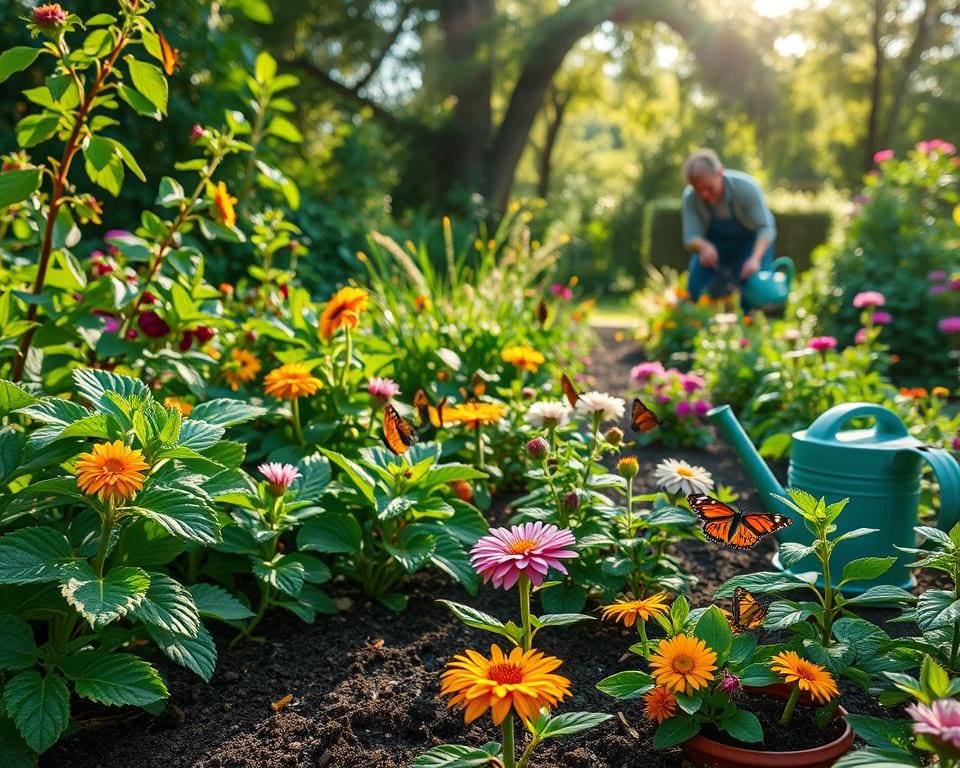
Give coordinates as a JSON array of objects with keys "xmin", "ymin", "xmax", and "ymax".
[{"xmin": 630, "ymin": 363, "xmax": 712, "ymax": 423}]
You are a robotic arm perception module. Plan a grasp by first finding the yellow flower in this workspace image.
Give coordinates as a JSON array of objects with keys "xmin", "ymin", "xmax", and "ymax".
[
  {"xmin": 75, "ymin": 440, "xmax": 150, "ymax": 502},
  {"xmin": 643, "ymin": 686, "xmax": 678, "ymax": 723},
  {"xmin": 263, "ymin": 363, "xmax": 322, "ymax": 401},
  {"xmin": 163, "ymin": 396, "xmax": 193, "ymax": 417},
  {"xmin": 601, "ymin": 593, "xmax": 670, "ymax": 627},
  {"xmin": 443, "ymin": 402, "xmax": 507, "ymax": 428},
  {"xmin": 648, "ymin": 635, "xmax": 718, "ymax": 694},
  {"xmin": 770, "ymin": 651, "xmax": 838, "ymax": 704},
  {"xmin": 932, "ymin": 386, "xmax": 950, "ymax": 398},
  {"xmin": 501, "ymin": 345, "xmax": 545, "ymax": 373},
  {"xmin": 440, "ymin": 644, "xmax": 571, "ymax": 725},
  {"xmin": 320, "ymin": 286, "xmax": 369, "ymax": 339},
  {"xmin": 223, "ymin": 348, "xmax": 262, "ymax": 391},
  {"xmin": 212, "ymin": 181, "xmax": 237, "ymax": 227},
  {"xmin": 617, "ymin": 456, "xmax": 639, "ymax": 479}
]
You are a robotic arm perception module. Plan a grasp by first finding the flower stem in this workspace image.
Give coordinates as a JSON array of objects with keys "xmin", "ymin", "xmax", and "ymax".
[
  {"xmin": 780, "ymin": 685, "xmax": 800, "ymax": 724},
  {"xmin": 291, "ymin": 397, "xmax": 304, "ymax": 446},
  {"xmin": 516, "ymin": 732, "xmax": 538, "ymax": 768},
  {"xmin": 93, "ymin": 502, "xmax": 115, "ymax": 579},
  {"xmin": 474, "ymin": 424, "xmax": 484, "ymax": 470},
  {"xmin": 340, "ymin": 326, "xmax": 353, "ymax": 389},
  {"xmin": 501, "ymin": 712, "xmax": 516, "ymax": 768},
  {"xmin": 637, "ymin": 621, "xmax": 649, "ymax": 659},
  {"xmin": 519, "ymin": 574, "xmax": 532, "ymax": 651}
]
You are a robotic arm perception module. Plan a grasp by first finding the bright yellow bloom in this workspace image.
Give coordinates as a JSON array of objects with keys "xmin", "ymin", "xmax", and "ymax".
[
  {"xmin": 932, "ymin": 386, "xmax": 950, "ymax": 398},
  {"xmin": 443, "ymin": 402, "xmax": 507, "ymax": 428},
  {"xmin": 263, "ymin": 363, "xmax": 322, "ymax": 401},
  {"xmin": 501, "ymin": 345, "xmax": 545, "ymax": 373},
  {"xmin": 769, "ymin": 651, "xmax": 838, "ymax": 704},
  {"xmin": 163, "ymin": 396, "xmax": 193, "ymax": 417},
  {"xmin": 223, "ymin": 348, "xmax": 262, "ymax": 391},
  {"xmin": 643, "ymin": 686, "xmax": 678, "ymax": 723},
  {"xmin": 75, "ymin": 440, "xmax": 150, "ymax": 502},
  {"xmin": 319, "ymin": 286, "xmax": 369, "ymax": 339},
  {"xmin": 601, "ymin": 593, "xmax": 670, "ymax": 628},
  {"xmin": 440, "ymin": 644, "xmax": 571, "ymax": 725},
  {"xmin": 648, "ymin": 635, "xmax": 718, "ymax": 695},
  {"xmin": 212, "ymin": 182, "xmax": 238, "ymax": 227}
]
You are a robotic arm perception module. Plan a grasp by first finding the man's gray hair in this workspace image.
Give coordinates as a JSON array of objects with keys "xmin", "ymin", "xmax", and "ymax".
[{"xmin": 683, "ymin": 148, "xmax": 722, "ymax": 182}]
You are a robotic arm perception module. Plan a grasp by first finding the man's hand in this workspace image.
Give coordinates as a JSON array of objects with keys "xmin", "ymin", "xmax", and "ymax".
[
  {"xmin": 698, "ymin": 242, "xmax": 719, "ymax": 268},
  {"xmin": 740, "ymin": 256, "xmax": 762, "ymax": 280}
]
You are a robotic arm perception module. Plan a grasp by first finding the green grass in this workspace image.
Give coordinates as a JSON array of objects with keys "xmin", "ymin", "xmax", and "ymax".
[{"xmin": 590, "ymin": 295, "xmax": 638, "ymax": 328}]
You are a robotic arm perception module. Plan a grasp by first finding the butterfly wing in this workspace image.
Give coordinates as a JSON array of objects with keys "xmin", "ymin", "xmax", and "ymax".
[
  {"xmin": 561, "ymin": 373, "xmax": 581, "ymax": 407},
  {"xmin": 432, "ymin": 396, "xmax": 447, "ymax": 429},
  {"xmin": 687, "ymin": 493, "xmax": 737, "ymax": 546},
  {"xmin": 383, "ymin": 404, "xmax": 418, "ymax": 455},
  {"xmin": 731, "ymin": 587, "xmax": 768, "ymax": 633},
  {"xmin": 631, "ymin": 397, "xmax": 661, "ymax": 433},
  {"xmin": 413, "ymin": 388, "xmax": 432, "ymax": 430},
  {"xmin": 740, "ymin": 512, "xmax": 793, "ymax": 542},
  {"xmin": 158, "ymin": 32, "xmax": 179, "ymax": 76}
]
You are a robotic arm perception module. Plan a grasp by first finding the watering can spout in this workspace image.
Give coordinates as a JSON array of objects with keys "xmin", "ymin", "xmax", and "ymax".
[{"xmin": 707, "ymin": 405, "xmax": 790, "ymax": 516}]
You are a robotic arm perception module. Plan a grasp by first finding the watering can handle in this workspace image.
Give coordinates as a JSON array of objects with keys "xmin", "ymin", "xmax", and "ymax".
[
  {"xmin": 771, "ymin": 256, "xmax": 795, "ymax": 281},
  {"xmin": 805, "ymin": 402, "xmax": 909, "ymax": 442},
  {"xmin": 915, "ymin": 447, "xmax": 960, "ymax": 532}
]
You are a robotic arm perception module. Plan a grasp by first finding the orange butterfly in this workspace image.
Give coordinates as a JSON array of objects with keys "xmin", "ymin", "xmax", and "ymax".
[
  {"xmin": 158, "ymin": 32, "xmax": 180, "ymax": 76},
  {"xmin": 687, "ymin": 493, "xmax": 792, "ymax": 550},
  {"xmin": 630, "ymin": 397, "xmax": 660, "ymax": 433},
  {"xmin": 413, "ymin": 388, "xmax": 445, "ymax": 430},
  {"xmin": 383, "ymin": 404, "xmax": 418, "ymax": 455},
  {"xmin": 561, "ymin": 373, "xmax": 581, "ymax": 407},
  {"xmin": 730, "ymin": 587, "xmax": 768, "ymax": 633}
]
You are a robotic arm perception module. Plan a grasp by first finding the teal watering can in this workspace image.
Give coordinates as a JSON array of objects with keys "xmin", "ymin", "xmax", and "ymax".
[
  {"xmin": 741, "ymin": 256, "xmax": 794, "ymax": 311},
  {"xmin": 709, "ymin": 403, "xmax": 960, "ymax": 593}
]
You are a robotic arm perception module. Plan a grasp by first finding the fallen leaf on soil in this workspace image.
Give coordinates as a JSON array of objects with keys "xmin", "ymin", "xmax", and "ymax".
[
  {"xmin": 366, "ymin": 638, "xmax": 385, "ymax": 649},
  {"xmin": 617, "ymin": 711, "xmax": 640, "ymax": 740},
  {"xmin": 271, "ymin": 694, "xmax": 293, "ymax": 712}
]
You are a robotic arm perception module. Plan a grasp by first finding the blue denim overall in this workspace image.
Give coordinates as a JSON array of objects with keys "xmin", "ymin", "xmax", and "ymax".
[{"xmin": 686, "ymin": 207, "xmax": 775, "ymax": 312}]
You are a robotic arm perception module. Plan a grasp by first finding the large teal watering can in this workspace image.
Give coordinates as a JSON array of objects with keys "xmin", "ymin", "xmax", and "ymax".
[
  {"xmin": 741, "ymin": 256, "xmax": 794, "ymax": 311},
  {"xmin": 709, "ymin": 403, "xmax": 960, "ymax": 593}
]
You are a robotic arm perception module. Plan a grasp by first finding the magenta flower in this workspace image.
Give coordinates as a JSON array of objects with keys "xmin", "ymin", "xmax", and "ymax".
[
  {"xmin": 137, "ymin": 310, "xmax": 171, "ymax": 338},
  {"xmin": 807, "ymin": 336, "xmax": 837, "ymax": 351},
  {"xmin": 33, "ymin": 4, "xmax": 67, "ymax": 26},
  {"xmin": 470, "ymin": 522, "xmax": 577, "ymax": 590},
  {"xmin": 366, "ymin": 377, "xmax": 400, "ymax": 402},
  {"xmin": 917, "ymin": 139, "xmax": 957, "ymax": 156},
  {"xmin": 680, "ymin": 373, "xmax": 705, "ymax": 393},
  {"xmin": 939, "ymin": 317, "xmax": 960, "ymax": 334},
  {"xmin": 550, "ymin": 283, "xmax": 573, "ymax": 300},
  {"xmin": 258, "ymin": 462, "xmax": 302, "ymax": 496},
  {"xmin": 656, "ymin": 393, "xmax": 672, "ymax": 405},
  {"xmin": 929, "ymin": 270, "xmax": 948, "ymax": 282},
  {"xmin": 953, "ymin": 436, "xmax": 960, "ymax": 452},
  {"xmin": 951, "ymin": 280, "xmax": 960, "ymax": 292},
  {"xmin": 855, "ymin": 328, "xmax": 868, "ymax": 344},
  {"xmin": 931, "ymin": 284, "xmax": 949, "ymax": 296},
  {"xmin": 718, "ymin": 671, "xmax": 741, "ymax": 695},
  {"xmin": 675, "ymin": 400, "xmax": 692, "ymax": 418},
  {"xmin": 190, "ymin": 124, "xmax": 206, "ymax": 143},
  {"xmin": 525, "ymin": 436, "xmax": 549, "ymax": 460},
  {"xmin": 738, "ymin": 338, "xmax": 749, "ymax": 348},
  {"xmin": 853, "ymin": 291, "xmax": 885, "ymax": 309},
  {"xmin": 872, "ymin": 311, "xmax": 892, "ymax": 325},
  {"xmin": 873, "ymin": 149, "xmax": 894, "ymax": 163},
  {"xmin": 693, "ymin": 400, "xmax": 712, "ymax": 417},
  {"xmin": 907, "ymin": 699, "xmax": 960, "ymax": 749},
  {"xmin": 631, "ymin": 361, "xmax": 665, "ymax": 383}
]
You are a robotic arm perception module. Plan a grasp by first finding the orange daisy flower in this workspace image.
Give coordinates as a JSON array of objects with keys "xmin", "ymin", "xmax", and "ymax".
[
  {"xmin": 601, "ymin": 593, "xmax": 671, "ymax": 628},
  {"xmin": 263, "ymin": 363, "xmax": 322, "ymax": 401},
  {"xmin": 443, "ymin": 402, "xmax": 507, "ymax": 428},
  {"xmin": 163, "ymin": 396, "xmax": 193, "ymax": 417},
  {"xmin": 75, "ymin": 440, "xmax": 150, "ymax": 502},
  {"xmin": 212, "ymin": 181, "xmax": 238, "ymax": 227},
  {"xmin": 643, "ymin": 686, "xmax": 678, "ymax": 723},
  {"xmin": 501, "ymin": 345, "xmax": 545, "ymax": 373},
  {"xmin": 223, "ymin": 348, "xmax": 262, "ymax": 391},
  {"xmin": 440, "ymin": 644, "xmax": 571, "ymax": 725},
  {"xmin": 319, "ymin": 286, "xmax": 369, "ymax": 339},
  {"xmin": 769, "ymin": 651, "xmax": 838, "ymax": 704},
  {"xmin": 648, "ymin": 635, "xmax": 717, "ymax": 695}
]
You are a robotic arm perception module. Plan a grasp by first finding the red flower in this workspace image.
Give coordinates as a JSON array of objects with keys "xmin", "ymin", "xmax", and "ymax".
[{"xmin": 138, "ymin": 310, "xmax": 170, "ymax": 338}]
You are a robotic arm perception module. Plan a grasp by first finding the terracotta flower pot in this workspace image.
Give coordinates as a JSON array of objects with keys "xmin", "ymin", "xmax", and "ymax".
[{"xmin": 681, "ymin": 684, "xmax": 854, "ymax": 768}]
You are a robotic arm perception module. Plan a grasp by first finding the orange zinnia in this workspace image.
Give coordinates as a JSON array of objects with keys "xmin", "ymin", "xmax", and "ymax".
[
  {"xmin": 769, "ymin": 651, "xmax": 838, "ymax": 704},
  {"xmin": 75, "ymin": 440, "xmax": 150, "ymax": 502},
  {"xmin": 501, "ymin": 345, "xmax": 545, "ymax": 373},
  {"xmin": 263, "ymin": 363, "xmax": 322, "ymax": 401},
  {"xmin": 212, "ymin": 181, "xmax": 238, "ymax": 227},
  {"xmin": 319, "ymin": 286, "xmax": 369, "ymax": 339},
  {"xmin": 163, "ymin": 396, "xmax": 193, "ymax": 417},
  {"xmin": 223, "ymin": 348, "xmax": 262, "ymax": 391},
  {"xmin": 444, "ymin": 402, "xmax": 507, "ymax": 428},
  {"xmin": 643, "ymin": 686, "xmax": 678, "ymax": 723},
  {"xmin": 648, "ymin": 635, "xmax": 717, "ymax": 695},
  {"xmin": 601, "ymin": 593, "xmax": 671, "ymax": 627},
  {"xmin": 440, "ymin": 644, "xmax": 571, "ymax": 725}
]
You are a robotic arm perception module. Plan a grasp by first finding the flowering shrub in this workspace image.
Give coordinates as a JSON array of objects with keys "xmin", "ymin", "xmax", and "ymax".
[{"xmin": 629, "ymin": 362, "xmax": 712, "ymax": 449}]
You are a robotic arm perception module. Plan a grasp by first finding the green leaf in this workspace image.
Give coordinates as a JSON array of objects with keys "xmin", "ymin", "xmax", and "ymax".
[
  {"xmin": 763, "ymin": 600, "xmax": 818, "ymax": 630},
  {"xmin": 411, "ymin": 743, "xmax": 501, "ymax": 768},
  {"xmin": 320, "ymin": 449, "xmax": 376, "ymax": 503},
  {"xmin": 252, "ymin": 555, "xmax": 305, "ymax": 596},
  {"xmin": 739, "ymin": 664, "xmax": 780, "ymax": 687},
  {"xmin": 284, "ymin": 553, "xmax": 331, "ymax": 584},
  {"xmin": 538, "ymin": 711, "xmax": 612, "ymax": 739},
  {"xmin": 845, "ymin": 586, "xmax": 916, "ymax": 606},
  {"xmin": 920, "ymin": 654, "xmax": 950, "ymax": 698},
  {"xmin": 596, "ymin": 670, "xmax": 654, "ymax": 699},
  {"xmin": 841, "ymin": 556, "xmax": 897, "ymax": 584},
  {"xmin": 384, "ymin": 527, "xmax": 435, "ymax": 573},
  {"xmin": 291, "ymin": 454, "xmax": 332, "ymax": 500},
  {"xmin": 297, "ymin": 512, "xmax": 362, "ymax": 554},
  {"xmin": 3, "ymin": 670, "xmax": 69, "ymax": 753},
  {"xmin": 719, "ymin": 709, "xmax": 763, "ymax": 743},
  {"xmin": 845, "ymin": 714, "xmax": 914, "ymax": 751},
  {"xmin": 188, "ymin": 583, "xmax": 253, "ymax": 621},
  {"xmin": 116, "ymin": 82, "xmax": 161, "ymax": 119},
  {"xmin": 188, "ymin": 399, "xmax": 267, "ymax": 427},
  {"xmin": 106, "ymin": 138, "xmax": 146, "ymax": 182},
  {"xmin": 125, "ymin": 487, "xmax": 221, "ymax": 545},
  {"xmin": 653, "ymin": 714, "xmax": 700, "ymax": 749},
  {"xmin": 675, "ymin": 690, "xmax": 702, "ymax": 714},
  {"xmin": 128, "ymin": 573, "xmax": 200, "ymax": 637},
  {"xmin": 694, "ymin": 606, "xmax": 733, "ymax": 663},
  {"xmin": 428, "ymin": 532, "xmax": 478, "ymax": 593},
  {"xmin": 61, "ymin": 650, "xmax": 167, "ymax": 706},
  {"xmin": 0, "ymin": 168, "xmax": 41, "ymax": 207},
  {"xmin": 916, "ymin": 589, "xmax": 960, "ymax": 631},
  {"xmin": 0, "ymin": 380, "xmax": 39, "ymax": 417},
  {"xmin": 714, "ymin": 571, "xmax": 811, "ymax": 598},
  {"xmin": 125, "ymin": 58, "xmax": 167, "ymax": 115},
  {"xmin": 73, "ymin": 367, "xmax": 148, "ymax": 406},
  {"xmin": 265, "ymin": 116, "xmax": 303, "ymax": 143},
  {"xmin": 0, "ymin": 527, "xmax": 78, "ymax": 584},
  {"xmin": 60, "ymin": 564, "xmax": 150, "ymax": 629},
  {"xmin": 145, "ymin": 624, "xmax": 217, "ymax": 682},
  {"xmin": 178, "ymin": 419, "xmax": 226, "ymax": 450},
  {"xmin": 0, "ymin": 714, "xmax": 34, "ymax": 768},
  {"xmin": 0, "ymin": 614, "xmax": 37, "ymax": 671},
  {"xmin": 533, "ymin": 613, "xmax": 595, "ymax": 629},
  {"xmin": 832, "ymin": 747, "xmax": 921, "ymax": 767},
  {"xmin": 15, "ymin": 113, "xmax": 59, "ymax": 148},
  {"xmin": 420, "ymin": 463, "xmax": 488, "ymax": 487},
  {"xmin": 254, "ymin": 51, "xmax": 277, "ymax": 82},
  {"xmin": 539, "ymin": 582, "xmax": 586, "ymax": 614},
  {"xmin": 0, "ymin": 47, "xmax": 41, "ymax": 83},
  {"xmin": 777, "ymin": 542, "xmax": 815, "ymax": 569},
  {"xmin": 438, "ymin": 600, "xmax": 506, "ymax": 632},
  {"xmin": 83, "ymin": 135, "xmax": 124, "ymax": 196}
]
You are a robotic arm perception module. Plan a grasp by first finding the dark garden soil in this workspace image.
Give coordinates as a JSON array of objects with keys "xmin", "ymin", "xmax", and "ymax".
[{"xmin": 41, "ymin": 327, "xmax": 914, "ymax": 768}]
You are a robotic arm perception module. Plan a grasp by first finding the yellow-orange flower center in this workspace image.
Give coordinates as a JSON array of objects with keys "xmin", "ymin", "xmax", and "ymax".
[
  {"xmin": 488, "ymin": 663, "xmax": 524, "ymax": 685},
  {"xmin": 508, "ymin": 539, "xmax": 538, "ymax": 555},
  {"xmin": 676, "ymin": 467, "xmax": 694, "ymax": 477},
  {"xmin": 673, "ymin": 655, "xmax": 694, "ymax": 673}
]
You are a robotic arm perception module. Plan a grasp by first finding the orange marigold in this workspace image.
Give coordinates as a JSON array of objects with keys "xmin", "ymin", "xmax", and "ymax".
[
  {"xmin": 601, "ymin": 593, "xmax": 671, "ymax": 627},
  {"xmin": 264, "ymin": 363, "xmax": 322, "ymax": 401},
  {"xmin": 440, "ymin": 644, "xmax": 571, "ymax": 725},
  {"xmin": 223, "ymin": 348, "xmax": 262, "ymax": 391},
  {"xmin": 643, "ymin": 686, "xmax": 678, "ymax": 723},
  {"xmin": 75, "ymin": 440, "xmax": 150, "ymax": 502},
  {"xmin": 443, "ymin": 402, "xmax": 507, "ymax": 428},
  {"xmin": 648, "ymin": 634, "xmax": 717, "ymax": 695},
  {"xmin": 501, "ymin": 345, "xmax": 545, "ymax": 373},
  {"xmin": 163, "ymin": 396, "xmax": 193, "ymax": 417},
  {"xmin": 769, "ymin": 651, "xmax": 838, "ymax": 704},
  {"xmin": 212, "ymin": 181, "xmax": 238, "ymax": 227},
  {"xmin": 320, "ymin": 286, "xmax": 369, "ymax": 339}
]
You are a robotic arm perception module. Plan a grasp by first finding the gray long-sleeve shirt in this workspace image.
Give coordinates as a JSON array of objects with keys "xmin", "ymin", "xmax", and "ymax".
[{"xmin": 681, "ymin": 169, "xmax": 776, "ymax": 250}]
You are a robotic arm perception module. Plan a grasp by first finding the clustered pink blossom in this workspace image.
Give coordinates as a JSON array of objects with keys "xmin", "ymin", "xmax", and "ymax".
[
  {"xmin": 258, "ymin": 462, "xmax": 302, "ymax": 495},
  {"xmin": 631, "ymin": 361, "xmax": 665, "ymax": 383},
  {"xmin": 929, "ymin": 271, "xmax": 948, "ymax": 282},
  {"xmin": 470, "ymin": 522, "xmax": 577, "ymax": 590},
  {"xmin": 680, "ymin": 373, "xmax": 705, "ymax": 393},
  {"xmin": 872, "ymin": 311, "xmax": 892, "ymax": 326},
  {"xmin": 907, "ymin": 699, "xmax": 960, "ymax": 749},
  {"xmin": 718, "ymin": 672, "xmax": 741, "ymax": 695},
  {"xmin": 366, "ymin": 377, "xmax": 400, "ymax": 402},
  {"xmin": 33, "ymin": 3, "xmax": 66, "ymax": 26},
  {"xmin": 855, "ymin": 328, "xmax": 868, "ymax": 344},
  {"xmin": 931, "ymin": 284, "xmax": 949, "ymax": 296},
  {"xmin": 675, "ymin": 401, "xmax": 692, "ymax": 417},
  {"xmin": 873, "ymin": 149, "xmax": 895, "ymax": 163},
  {"xmin": 525, "ymin": 436, "xmax": 549, "ymax": 460},
  {"xmin": 693, "ymin": 400, "xmax": 711, "ymax": 417},
  {"xmin": 916, "ymin": 139, "xmax": 957, "ymax": 156},
  {"xmin": 939, "ymin": 318, "xmax": 960, "ymax": 334},
  {"xmin": 807, "ymin": 336, "xmax": 837, "ymax": 352},
  {"xmin": 853, "ymin": 291, "xmax": 885, "ymax": 309},
  {"xmin": 633, "ymin": 363, "xmax": 711, "ymax": 423},
  {"xmin": 550, "ymin": 283, "xmax": 573, "ymax": 300}
]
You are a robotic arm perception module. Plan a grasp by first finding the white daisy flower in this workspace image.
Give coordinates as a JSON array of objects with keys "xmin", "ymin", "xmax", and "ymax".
[
  {"xmin": 574, "ymin": 391, "xmax": 626, "ymax": 423},
  {"xmin": 654, "ymin": 458, "xmax": 714, "ymax": 496},
  {"xmin": 525, "ymin": 401, "xmax": 571, "ymax": 429}
]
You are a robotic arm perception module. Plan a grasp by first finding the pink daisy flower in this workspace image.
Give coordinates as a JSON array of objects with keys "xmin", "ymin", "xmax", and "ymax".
[
  {"xmin": 680, "ymin": 373, "xmax": 705, "ymax": 393},
  {"xmin": 853, "ymin": 291, "xmax": 885, "ymax": 309},
  {"xmin": 807, "ymin": 336, "xmax": 837, "ymax": 351},
  {"xmin": 366, "ymin": 376, "xmax": 401, "ymax": 402},
  {"xmin": 872, "ymin": 311, "xmax": 892, "ymax": 326},
  {"xmin": 907, "ymin": 699, "xmax": 960, "ymax": 749},
  {"xmin": 470, "ymin": 522, "xmax": 577, "ymax": 590},
  {"xmin": 630, "ymin": 361, "xmax": 665, "ymax": 383},
  {"xmin": 258, "ymin": 462, "xmax": 302, "ymax": 495},
  {"xmin": 939, "ymin": 318, "xmax": 960, "ymax": 334},
  {"xmin": 873, "ymin": 149, "xmax": 894, "ymax": 163}
]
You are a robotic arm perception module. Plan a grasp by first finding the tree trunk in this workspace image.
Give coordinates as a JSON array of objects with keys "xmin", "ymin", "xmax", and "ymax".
[
  {"xmin": 864, "ymin": 0, "xmax": 886, "ymax": 171},
  {"xmin": 536, "ymin": 88, "xmax": 569, "ymax": 199}
]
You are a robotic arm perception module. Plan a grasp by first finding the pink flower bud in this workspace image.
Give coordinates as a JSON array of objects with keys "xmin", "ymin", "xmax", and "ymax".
[{"xmin": 525, "ymin": 436, "xmax": 549, "ymax": 460}]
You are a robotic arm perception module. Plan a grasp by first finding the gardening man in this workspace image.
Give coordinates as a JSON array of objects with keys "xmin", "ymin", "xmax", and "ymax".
[{"xmin": 681, "ymin": 148, "xmax": 776, "ymax": 311}]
